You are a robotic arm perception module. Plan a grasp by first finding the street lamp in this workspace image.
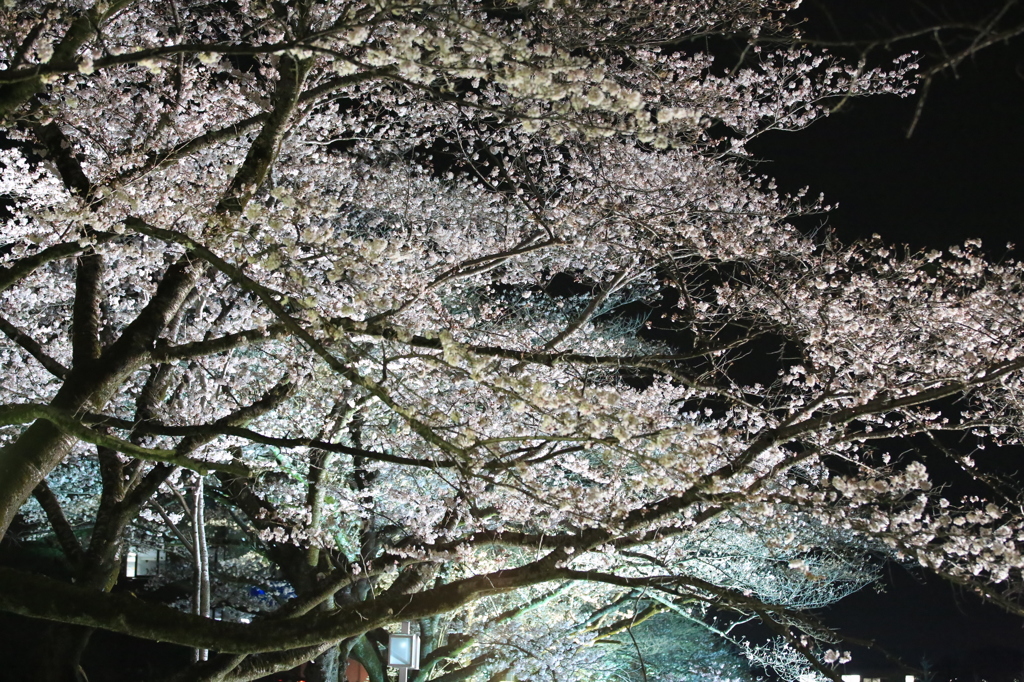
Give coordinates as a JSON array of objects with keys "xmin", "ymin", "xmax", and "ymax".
[{"xmin": 387, "ymin": 622, "xmax": 421, "ymax": 682}]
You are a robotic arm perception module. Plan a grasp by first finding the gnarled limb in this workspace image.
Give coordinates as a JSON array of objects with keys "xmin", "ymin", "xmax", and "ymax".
[
  {"xmin": 72, "ymin": 251, "xmax": 104, "ymax": 368},
  {"xmin": 116, "ymin": 70, "xmax": 386, "ymax": 187},
  {"xmin": 0, "ymin": 403, "xmax": 251, "ymax": 476},
  {"xmin": 32, "ymin": 121, "xmax": 96, "ymax": 199},
  {"xmin": 348, "ymin": 633, "xmax": 387, "ymax": 682},
  {"xmin": 216, "ymin": 55, "xmax": 312, "ymax": 216},
  {"xmin": 160, "ymin": 654, "xmax": 248, "ymax": 682},
  {"xmin": 223, "ymin": 642, "xmax": 335, "ymax": 682},
  {"xmin": 0, "ymin": 546, "xmax": 573, "ymax": 652},
  {"xmin": 84, "ymin": 413, "xmax": 457, "ymax": 469},
  {"xmin": 31, "ymin": 479, "xmax": 85, "ymax": 565},
  {"xmin": 214, "ymin": 470, "xmax": 321, "ymax": 595},
  {"xmin": 0, "ymin": 235, "xmax": 118, "ymax": 296},
  {"xmin": 152, "ymin": 324, "xmax": 290, "ymax": 362},
  {"xmin": 0, "ymin": 314, "xmax": 68, "ymax": 379}
]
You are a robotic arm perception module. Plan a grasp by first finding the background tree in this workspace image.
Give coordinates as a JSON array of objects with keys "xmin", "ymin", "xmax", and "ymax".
[{"xmin": 0, "ymin": 1, "xmax": 1022, "ymax": 682}]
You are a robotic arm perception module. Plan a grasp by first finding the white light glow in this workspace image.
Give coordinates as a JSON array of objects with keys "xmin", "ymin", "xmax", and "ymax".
[
  {"xmin": 125, "ymin": 551, "xmax": 137, "ymax": 578},
  {"xmin": 388, "ymin": 635, "xmax": 413, "ymax": 666},
  {"xmin": 841, "ymin": 676, "xmax": 861, "ymax": 682}
]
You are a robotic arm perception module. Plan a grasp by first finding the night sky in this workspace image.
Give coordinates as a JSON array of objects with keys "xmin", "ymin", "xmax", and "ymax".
[
  {"xmin": 749, "ymin": 1, "xmax": 1024, "ymax": 678},
  {"xmin": 752, "ymin": 2, "xmax": 1024, "ymax": 254}
]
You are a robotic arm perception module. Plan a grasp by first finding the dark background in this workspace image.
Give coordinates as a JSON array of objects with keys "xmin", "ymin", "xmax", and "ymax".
[{"xmin": 752, "ymin": 0, "xmax": 1024, "ymax": 253}]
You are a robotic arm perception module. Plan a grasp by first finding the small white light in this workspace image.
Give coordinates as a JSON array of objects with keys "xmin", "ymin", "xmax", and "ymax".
[
  {"xmin": 126, "ymin": 551, "xmax": 137, "ymax": 578},
  {"xmin": 387, "ymin": 622, "xmax": 420, "ymax": 673},
  {"xmin": 388, "ymin": 634, "xmax": 414, "ymax": 667},
  {"xmin": 906, "ymin": 676, "xmax": 916, "ymax": 682},
  {"xmin": 841, "ymin": 676, "xmax": 861, "ymax": 682},
  {"xmin": 388, "ymin": 628, "xmax": 420, "ymax": 670}
]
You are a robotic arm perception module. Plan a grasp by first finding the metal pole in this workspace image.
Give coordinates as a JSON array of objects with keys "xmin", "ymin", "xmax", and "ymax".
[{"xmin": 399, "ymin": 622, "xmax": 411, "ymax": 682}]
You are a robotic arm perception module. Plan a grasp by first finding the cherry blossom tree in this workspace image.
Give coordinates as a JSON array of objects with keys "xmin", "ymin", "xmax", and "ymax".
[{"xmin": 0, "ymin": 1, "xmax": 1021, "ymax": 681}]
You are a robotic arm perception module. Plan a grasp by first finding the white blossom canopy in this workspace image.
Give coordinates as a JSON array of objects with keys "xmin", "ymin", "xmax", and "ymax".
[{"xmin": 0, "ymin": 1, "xmax": 1020, "ymax": 681}]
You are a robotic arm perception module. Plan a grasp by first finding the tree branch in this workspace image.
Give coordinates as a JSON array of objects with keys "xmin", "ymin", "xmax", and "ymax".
[
  {"xmin": 215, "ymin": 54, "xmax": 312, "ymax": 216},
  {"xmin": 150, "ymin": 498, "xmax": 195, "ymax": 555},
  {"xmin": 0, "ymin": 235, "xmax": 118, "ymax": 297},
  {"xmin": 0, "ymin": 547, "xmax": 573, "ymax": 653},
  {"xmin": 123, "ymin": 217, "xmax": 470, "ymax": 462},
  {"xmin": 0, "ymin": 38, "xmax": 335, "ymax": 86},
  {"xmin": 32, "ymin": 121, "xmax": 96, "ymax": 198},
  {"xmin": 0, "ymin": 403, "xmax": 251, "ymax": 476},
  {"xmin": 116, "ymin": 70, "xmax": 388, "ymax": 186},
  {"xmin": 0, "ymin": 7, "xmax": 101, "ymax": 120},
  {"xmin": 0, "ymin": 314, "xmax": 68, "ymax": 379},
  {"xmin": 72, "ymin": 251, "xmax": 104, "ymax": 367},
  {"xmin": 84, "ymin": 413, "xmax": 457, "ymax": 469},
  {"xmin": 31, "ymin": 479, "xmax": 85, "ymax": 564},
  {"xmin": 151, "ymin": 324, "xmax": 291, "ymax": 361},
  {"xmin": 539, "ymin": 268, "xmax": 630, "ymax": 352},
  {"xmin": 224, "ymin": 642, "xmax": 335, "ymax": 681}
]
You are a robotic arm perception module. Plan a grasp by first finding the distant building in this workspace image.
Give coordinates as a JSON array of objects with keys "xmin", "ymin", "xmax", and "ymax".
[{"xmin": 124, "ymin": 547, "xmax": 166, "ymax": 577}]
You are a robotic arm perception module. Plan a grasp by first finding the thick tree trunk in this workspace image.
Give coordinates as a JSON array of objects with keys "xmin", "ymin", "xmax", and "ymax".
[
  {"xmin": 0, "ymin": 257, "xmax": 203, "ymax": 540},
  {"xmin": 30, "ymin": 504, "xmax": 126, "ymax": 681},
  {"xmin": 349, "ymin": 634, "xmax": 387, "ymax": 682},
  {"xmin": 35, "ymin": 623, "xmax": 93, "ymax": 682},
  {"xmin": 0, "ymin": 44, "xmax": 312, "ymax": 544},
  {"xmin": 309, "ymin": 646, "xmax": 340, "ymax": 682}
]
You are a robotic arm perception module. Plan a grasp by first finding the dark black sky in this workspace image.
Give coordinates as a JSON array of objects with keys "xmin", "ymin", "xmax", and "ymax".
[
  {"xmin": 748, "ymin": 2, "xmax": 1024, "ymax": 677},
  {"xmin": 824, "ymin": 566, "xmax": 1024, "ymax": 677},
  {"xmin": 751, "ymin": 4, "xmax": 1024, "ymax": 254}
]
